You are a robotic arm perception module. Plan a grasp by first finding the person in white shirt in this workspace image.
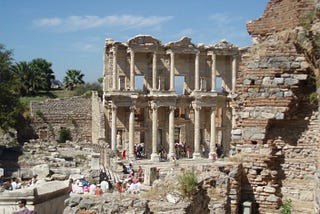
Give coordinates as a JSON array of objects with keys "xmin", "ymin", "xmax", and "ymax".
[
  {"xmin": 89, "ymin": 183, "xmax": 96, "ymax": 195},
  {"xmin": 100, "ymin": 177, "xmax": 109, "ymax": 193}
]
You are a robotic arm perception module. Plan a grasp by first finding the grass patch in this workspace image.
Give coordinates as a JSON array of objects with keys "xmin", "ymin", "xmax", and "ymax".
[{"xmin": 178, "ymin": 171, "xmax": 198, "ymax": 198}]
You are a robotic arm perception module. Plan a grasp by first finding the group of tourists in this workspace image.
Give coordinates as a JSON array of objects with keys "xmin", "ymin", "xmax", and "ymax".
[
  {"xmin": 69, "ymin": 174, "xmax": 111, "ymax": 196},
  {"xmin": 0, "ymin": 174, "xmax": 38, "ymax": 192},
  {"xmin": 121, "ymin": 143, "xmax": 146, "ymax": 160},
  {"xmin": 158, "ymin": 142, "xmax": 224, "ymax": 160},
  {"xmin": 118, "ymin": 162, "xmax": 144, "ymax": 194}
]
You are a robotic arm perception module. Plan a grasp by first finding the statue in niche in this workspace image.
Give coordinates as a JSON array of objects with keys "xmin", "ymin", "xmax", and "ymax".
[{"xmin": 117, "ymin": 132, "xmax": 122, "ymax": 150}]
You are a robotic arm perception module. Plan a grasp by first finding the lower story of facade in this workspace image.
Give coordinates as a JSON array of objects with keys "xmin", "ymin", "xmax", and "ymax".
[{"xmin": 103, "ymin": 92, "xmax": 232, "ymax": 161}]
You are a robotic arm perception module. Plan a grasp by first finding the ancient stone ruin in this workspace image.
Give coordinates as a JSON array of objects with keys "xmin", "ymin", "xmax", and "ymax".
[
  {"xmin": 1, "ymin": 0, "xmax": 320, "ymax": 213},
  {"xmin": 102, "ymin": 35, "xmax": 238, "ymax": 161}
]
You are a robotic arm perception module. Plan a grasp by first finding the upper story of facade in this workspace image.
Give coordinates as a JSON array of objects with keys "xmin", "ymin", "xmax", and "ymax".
[{"xmin": 103, "ymin": 35, "xmax": 241, "ymax": 98}]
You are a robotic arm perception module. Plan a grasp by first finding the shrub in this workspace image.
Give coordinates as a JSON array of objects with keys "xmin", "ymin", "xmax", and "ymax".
[
  {"xmin": 281, "ymin": 199, "xmax": 292, "ymax": 214},
  {"xmin": 58, "ymin": 127, "xmax": 71, "ymax": 143},
  {"xmin": 308, "ymin": 92, "xmax": 318, "ymax": 106},
  {"xmin": 178, "ymin": 171, "xmax": 197, "ymax": 198}
]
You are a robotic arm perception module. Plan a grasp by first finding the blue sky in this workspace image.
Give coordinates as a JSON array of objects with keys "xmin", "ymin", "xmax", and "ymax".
[{"xmin": 1, "ymin": 0, "xmax": 268, "ymax": 83}]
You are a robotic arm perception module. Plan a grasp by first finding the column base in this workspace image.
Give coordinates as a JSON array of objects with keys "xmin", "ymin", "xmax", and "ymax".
[
  {"xmin": 168, "ymin": 152, "xmax": 176, "ymax": 160},
  {"xmin": 150, "ymin": 153, "xmax": 160, "ymax": 161},
  {"xmin": 128, "ymin": 153, "xmax": 136, "ymax": 161},
  {"xmin": 192, "ymin": 152, "xmax": 201, "ymax": 160}
]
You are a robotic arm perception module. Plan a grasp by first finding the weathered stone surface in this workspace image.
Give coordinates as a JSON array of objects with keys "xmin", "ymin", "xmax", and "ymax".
[{"xmin": 166, "ymin": 193, "xmax": 181, "ymax": 204}]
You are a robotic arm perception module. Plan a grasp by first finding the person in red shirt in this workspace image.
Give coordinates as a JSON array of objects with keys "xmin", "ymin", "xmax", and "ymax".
[
  {"xmin": 95, "ymin": 184, "xmax": 103, "ymax": 196},
  {"xmin": 186, "ymin": 146, "xmax": 191, "ymax": 158}
]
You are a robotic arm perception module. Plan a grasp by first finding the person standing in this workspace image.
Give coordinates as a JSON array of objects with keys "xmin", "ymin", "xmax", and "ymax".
[
  {"xmin": 13, "ymin": 199, "xmax": 38, "ymax": 214},
  {"xmin": 186, "ymin": 146, "xmax": 191, "ymax": 159}
]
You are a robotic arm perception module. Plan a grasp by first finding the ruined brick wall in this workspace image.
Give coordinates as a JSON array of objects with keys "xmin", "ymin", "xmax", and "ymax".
[
  {"xmin": 30, "ymin": 97, "xmax": 92, "ymax": 142},
  {"xmin": 232, "ymin": 0, "xmax": 318, "ymax": 213},
  {"xmin": 247, "ymin": 0, "xmax": 315, "ymax": 37}
]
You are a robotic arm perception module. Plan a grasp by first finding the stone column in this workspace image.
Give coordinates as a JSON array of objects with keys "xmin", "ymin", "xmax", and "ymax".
[
  {"xmin": 130, "ymin": 49, "xmax": 135, "ymax": 91},
  {"xmin": 232, "ymin": 55, "xmax": 237, "ymax": 93},
  {"xmin": 193, "ymin": 105, "xmax": 201, "ymax": 159},
  {"xmin": 128, "ymin": 106, "xmax": 135, "ymax": 159},
  {"xmin": 169, "ymin": 51, "xmax": 175, "ymax": 91},
  {"xmin": 211, "ymin": 54, "xmax": 217, "ymax": 92},
  {"xmin": 168, "ymin": 106, "xmax": 176, "ymax": 158},
  {"xmin": 209, "ymin": 107, "xmax": 217, "ymax": 159},
  {"xmin": 195, "ymin": 51, "xmax": 200, "ymax": 91},
  {"xmin": 111, "ymin": 105, "xmax": 117, "ymax": 151},
  {"xmin": 152, "ymin": 52, "xmax": 157, "ymax": 90},
  {"xmin": 151, "ymin": 103, "xmax": 159, "ymax": 161},
  {"xmin": 112, "ymin": 47, "xmax": 118, "ymax": 90}
]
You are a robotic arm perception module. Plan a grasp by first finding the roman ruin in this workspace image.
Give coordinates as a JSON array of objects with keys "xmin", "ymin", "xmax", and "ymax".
[
  {"xmin": 102, "ymin": 35, "xmax": 239, "ymax": 161},
  {"xmin": 1, "ymin": 0, "xmax": 320, "ymax": 213}
]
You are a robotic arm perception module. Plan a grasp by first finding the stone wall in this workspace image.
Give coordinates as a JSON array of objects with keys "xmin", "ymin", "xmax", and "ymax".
[
  {"xmin": 30, "ymin": 97, "xmax": 92, "ymax": 143},
  {"xmin": 232, "ymin": 0, "xmax": 318, "ymax": 213},
  {"xmin": 0, "ymin": 180, "xmax": 69, "ymax": 214},
  {"xmin": 91, "ymin": 92, "xmax": 105, "ymax": 144},
  {"xmin": 247, "ymin": 0, "xmax": 315, "ymax": 37}
]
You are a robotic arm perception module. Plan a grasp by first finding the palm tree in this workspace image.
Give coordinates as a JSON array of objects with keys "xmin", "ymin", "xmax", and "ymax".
[
  {"xmin": 11, "ymin": 61, "xmax": 33, "ymax": 95},
  {"xmin": 11, "ymin": 59, "xmax": 55, "ymax": 95},
  {"xmin": 29, "ymin": 58, "xmax": 55, "ymax": 92},
  {"xmin": 63, "ymin": 69, "xmax": 85, "ymax": 90}
]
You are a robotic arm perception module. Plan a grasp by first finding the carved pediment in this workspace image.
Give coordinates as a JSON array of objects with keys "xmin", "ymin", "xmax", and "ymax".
[
  {"xmin": 128, "ymin": 35, "xmax": 161, "ymax": 47},
  {"xmin": 166, "ymin": 37, "xmax": 198, "ymax": 54},
  {"xmin": 212, "ymin": 39, "xmax": 237, "ymax": 50}
]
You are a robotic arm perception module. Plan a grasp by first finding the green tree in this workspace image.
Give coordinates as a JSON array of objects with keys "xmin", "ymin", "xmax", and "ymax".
[
  {"xmin": 12, "ymin": 59, "xmax": 55, "ymax": 95},
  {"xmin": 29, "ymin": 58, "xmax": 55, "ymax": 92},
  {"xmin": 11, "ymin": 61, "xmax": 32, "ymax": 95},
  {"xmin": 0, "ymin": 44, "xmax": 24, "ymax": 131},
  {"xmin": 63, "ymin": 69, "xmax": 85, "ymax": 90}
]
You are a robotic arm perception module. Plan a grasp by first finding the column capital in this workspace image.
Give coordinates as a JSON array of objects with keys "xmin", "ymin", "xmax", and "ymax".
[
  {"xmin": 151, "ymin": 102, "xmax": 158, "ymax": 111},
  {"xmin": 166, "ymin": 49, "xmax": 175, "ymax": 55},
  {"xmin": 129, "ymin": 105, "xmax": 136, "ymax": 112},
  {"xmin": 169, "ymin": 105, "xmax": 176, "ymax": 112},
  {"xmin": 127, "ymin": 48, "xmax": 135, "ymax": 54},
  {"xmin": 192, "ymin": 103, "xmax": 201, "ymax": 111}
]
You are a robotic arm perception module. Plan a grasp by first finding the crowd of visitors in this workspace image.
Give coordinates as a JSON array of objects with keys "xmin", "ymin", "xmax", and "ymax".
[
  {"xmin": 158, "ymin": 142, "xmax": 224, "ymax": 160},
  {"xmin": 69, "ymin": 163, "xmax": 145, "ymax": 196},
  {"xmin": 0, "ymin": 174, "xmax": 38, "ymax": 192},
  {"xmin": 69, "ymin": 173, "xmax": 111, "ymax": 196}
]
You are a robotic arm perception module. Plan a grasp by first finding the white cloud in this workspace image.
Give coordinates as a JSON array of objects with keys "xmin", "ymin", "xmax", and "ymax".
[
  {"xmin": 33, "ymin": 15, "xmax": 173, "ymax": 31},
  {"xmin": 69, "ymin": 37, "xmax": 102, "ymax": 53},
  {"xmin": 34, "ymin": 17, "xmax": 62, "ymax": 26},
  {"xmin": 209, "ymin": 13, "xmax": 242, "ymax": 25}
]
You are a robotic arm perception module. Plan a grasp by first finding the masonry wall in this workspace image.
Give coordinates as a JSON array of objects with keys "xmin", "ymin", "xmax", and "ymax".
[
  {"xmin": 30, "ymin": 97, "xmax": 92, "ymax": 143},
  {"xmin": 232, "ymin": 0, "xmax": 318, "ymax": 213},
  {"xmin": 91, "ymin": 92, "xmax": 105, "ymax": 144},
  {"xmin": 0, "ymin": 181, "xmax": 69, "ymax": 214},
  {"xmin": 247, "ymin": 0, "xmax": 315, "ymax": 37}
]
